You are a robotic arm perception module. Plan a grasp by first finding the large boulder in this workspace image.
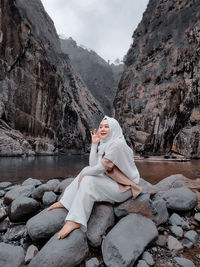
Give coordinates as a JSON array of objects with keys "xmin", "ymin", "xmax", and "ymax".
[
  {"xmin": 153, "ymin": 174, "xmax": 186, "ymax": 192},
  {"xmin": 46, "ymin": 179, "xmax": 60, "ymax": 192},
  {"xmin": 55, "ymin": 178, "xmax": 74, "ymax": 193},
  {"xmin": 22, "ymin": 178, "xmax": 42, "ymax": 187},
  {"xmin": 151, "ymin": 198, "xmax": 169, "ymax": 225},
  {"xmin": 0, "ymin": 242, "xmax": 25, "ymax": 267},
  {"xmin": 31, "ymin": 184, "xmax": 50, "ymax": 200},
  {"xmin": 0, "ymin": 182, "xmax": 12, "ymax": 190},
  {"xmin": 26, "ymin": 208, "xmax": 67, "ymax": 241},
  {"xmin": 102, "ymin": 214, "xmax": 158, "ymax": 267},
  {"xmin": 4, "ymin": 185, "xmax": 35, "ymax": 205},
  {"xmin": 29, "ymin": 230, "xmax": 89, "ymax": 267}
]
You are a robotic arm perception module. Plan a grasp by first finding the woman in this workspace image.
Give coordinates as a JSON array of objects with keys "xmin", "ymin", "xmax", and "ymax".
[{"xmin": 48, "ymin": 115, "xmax": 141, "ymax": 239}]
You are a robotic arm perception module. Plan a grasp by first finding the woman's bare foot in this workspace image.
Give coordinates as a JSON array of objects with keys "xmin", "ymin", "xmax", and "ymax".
[
  {"xmin": 57, "ymin": 221, "xmax": 81, "ymax": 239},
  {"xmin": 47, "ymin": 201, "xmax": 65, "ymax": 211}
]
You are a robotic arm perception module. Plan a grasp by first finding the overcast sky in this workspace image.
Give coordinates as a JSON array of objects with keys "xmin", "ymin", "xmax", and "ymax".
[{"xmin": 41, "ymin": 0, "xmax": 149, "ymax": 62}]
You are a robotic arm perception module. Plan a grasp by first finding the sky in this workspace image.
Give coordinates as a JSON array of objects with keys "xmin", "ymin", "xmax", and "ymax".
[{"xmin": 41, "ymin": 0, "xmax": 149, "ymax": 63}]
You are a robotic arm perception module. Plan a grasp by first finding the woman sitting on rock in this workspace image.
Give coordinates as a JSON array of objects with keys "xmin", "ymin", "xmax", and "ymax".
[{"xmin": 48, "ymin": 115, "xmax": 142, "ymax": 239}]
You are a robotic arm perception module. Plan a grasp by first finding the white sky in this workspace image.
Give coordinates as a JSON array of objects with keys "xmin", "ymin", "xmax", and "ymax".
[{"xmin": 41, "ymin": 0, "xmax": 149, "ymax": 62}]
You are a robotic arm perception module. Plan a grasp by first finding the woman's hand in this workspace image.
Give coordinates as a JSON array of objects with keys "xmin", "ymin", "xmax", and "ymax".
[{"xmin": 90, "ymin": 129, "xmax": 100, "ymax": 144}]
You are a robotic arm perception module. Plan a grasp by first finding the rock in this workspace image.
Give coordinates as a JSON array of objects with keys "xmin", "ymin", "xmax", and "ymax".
[
  {"xmin": 194, "ymin": 212, "xmax": 200, "ymax": 223},
  {"xmin": 87, "ymin": 203, "xmax": 115, "ymax": 247},
  {"xmin": 0, "ymin": 182, "xmax": 12, "ymax": 190},
  {"xmin": 151, "ymin": 198, "xmax": 169, "ymax": 225},
  {"xmin": 8, "ymin": 196, "xmax": 40, "ymax": 222},
  {"xmin": 153, "ymin": 174, "xmax": 186, "ymax": 192},
  {"xmin": 141, "ymin": 251, "xmax": 155, "ymax": 266},
  {"xmin": 137, "ymin": 260, "xmax": 149, "ymax": 267},
  {"xmin": 140, "ymin": 178, "xmax": 156, "ymax": 194},
  {"xmin": 167, "ymin": 235, "xmax": 183, "ymax": 250},
  {"xmin": 102, "ymin": 214, "xmax": 158, "ymax": 266},
  {"xmin": 162, "ymin": 187, "xmax": 197, "ymax": 211},
  {"xmin": 0, "ymin": 218, "xmax": 10, "ymax": 232},
  {"xmin": 0, "ymin": 242, "xmax": 25, "ymax": 267},
  {"xmin": 46, "ymin": 179, "xmax": 60, "ymax": 191},
  {"xmin": 25, "ymin": 245, "xmax": 39, "ymax": 264},
  {"xmin": 3, "ymin": 225, "xmax": 27, "ymax": 242},
  {"xmin": 169, "ymin": 213, "xmax": 190, "ymax": 230},
  {"xmin": 170, "ymin": 225, "xmax": 183, "ymax": 239},
  {"xmin": 22, "ymin": 178, "xmax": 42, "ymax": 187},
  {"xmin": 184, "ymin": 230, "xmax": 199, "ymax": 244},
  {"xmin": 182, "ymin": 239, "xmax": 194, "ymax": 249},
  {"xmin": 31, "ymin": 184, "xmax": 50, "ymax": 200},
  {"xmin": 42, "ymin": 191, "xmax": 57, "ymax": 206},
  {"xmin": 0, "ymin": 201, "xmax": 7, "ymax": 221},
  {"xmin": 4, "ymin": 184, "xmax": 21, "ymax": 191},
  {"xmin": 29, "ymin": 230, "xmax": 89, "ymax": 267},
  {"xmin": 55, "ymin": 178, "xmax": 74, "ymax": 193},
  {"xmin": 4, "ymin": 185, "xmax": 35, "ymax": 205},
  {"xmin": 174, "ymin": 257, "xmax": 195, "ymax": 267},
  {"xmin": 26, "ymin": 208, "xmax": 67, "ymax": 241},
  {"xmin": 0, "ymin": 190, "xmax": 5, "ymax": 197},
  {"xmin": 155, "ymin": 235, "xmax": 167, "ymax": 247},
  {"xmin": 85, "ymin": 257, "xmax": 100, "ymax": 267}
]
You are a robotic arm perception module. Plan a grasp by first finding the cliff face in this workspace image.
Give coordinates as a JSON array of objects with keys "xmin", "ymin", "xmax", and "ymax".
[
  {"xmin": 60, "ymin": 37, "xmax": 124, "ymax": 116},
  {"xmin": 0, "ymin": 0, "xmax": 103, "ymax": 155},
  {"xmin": 114, "ymin": 0, "xmax": 200, "ymax": 158}
]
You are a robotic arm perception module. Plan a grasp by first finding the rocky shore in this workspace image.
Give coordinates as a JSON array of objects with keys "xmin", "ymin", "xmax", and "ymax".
[{"xmin": 0, "ymin": 174, "xmax": 200, "ymax": 266}]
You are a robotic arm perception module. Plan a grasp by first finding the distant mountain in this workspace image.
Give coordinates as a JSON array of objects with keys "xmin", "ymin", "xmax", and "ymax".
[{"xmin": 60, "ymin": 37, "xmax": 124, "ymax": 116}]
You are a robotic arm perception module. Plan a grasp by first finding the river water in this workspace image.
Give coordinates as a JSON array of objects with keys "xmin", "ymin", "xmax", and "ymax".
[{"xmin": 0, "ymin": 155, "xmax": 199, "ymax": 185}]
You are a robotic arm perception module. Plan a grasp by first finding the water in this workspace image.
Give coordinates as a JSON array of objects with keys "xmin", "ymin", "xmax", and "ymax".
[{"xmin": 0, "ymin": 155, "xmax": 199, "ymax": 185}]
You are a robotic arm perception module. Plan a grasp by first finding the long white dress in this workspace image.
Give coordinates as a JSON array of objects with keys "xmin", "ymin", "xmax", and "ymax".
[{"xmin": 59, "ymin": 143, "xmax": 133, "ymax": 232}]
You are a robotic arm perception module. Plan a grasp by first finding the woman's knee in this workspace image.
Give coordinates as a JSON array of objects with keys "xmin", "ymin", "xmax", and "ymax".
[{"xmin": 79, "ymin": 175, "xmax": 96, "ymax": 190}]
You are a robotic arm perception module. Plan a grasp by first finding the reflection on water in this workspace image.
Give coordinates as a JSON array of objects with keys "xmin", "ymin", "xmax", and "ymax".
[{"xmin": 0, "ymin": 155, "xmax": 199, "ymax": 185}]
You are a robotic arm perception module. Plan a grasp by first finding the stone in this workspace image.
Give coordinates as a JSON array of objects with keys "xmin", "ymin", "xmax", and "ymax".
[
  {"xmin": 42, "ymin": 191, "xmax": 57, "ymax": 206},
  {"xmin": 184, "ymin": 230, "xmax": 199, "ymax": 244},
  {"xmin": 31, "ymin": 184, "xmax": 50, "ymax": 200},
  {"xmin": 169, "ymin": 213, "xmax": 190, "ymax": 230},
  {"xmin": 102, "ymin": 214, "xmax": 158, "ymax": 266},
  {"xmin": 182, "ymin": 239, "xmax": 193, "ymax": 249},
  {"xmin": 3, "ymin": 225, "xmax": 27, "ymax": 242},
  {"xmin": 155, "ymin": 235, "xmax": 167, "ymax": 247},
  {"xmin": 4, "ymin": 184, "xmax": 20, "ymax": 191},
  {"xmin": 55, "ymin": 178, "xmax": 74, "ymax": 193},
  {"xmin": 0, "ymin": 182, "xmax": 12, "ymax": 190},
  {"xmin": 26, "ymin": 208, "xmax": 68, "ymax": 241},
  {"xmin": 22, "ymin": 178, "xmax": 42, "ymax": 187},
  {"xmin": 46, "ymin": 179, "xmax": 60, "ymax": 191},
  {"xmin": 170, "ymin": 225, "xmax": 183, "ymax": 238},
  {"xmin": 167, "ymin": 235, "xmax": 183, "ymax": 250},
  {"xmin": 0, "ymin": 190, "xmax": 5, "ymax": 197},
  {"xmin": 140, "ymin": 178, "xmax": 156, "ymax": 194},
  {"xmin": 174, "ymin": 257, "xmax": 195, "ymax": 267},
  {"xmin": 85, "ymin": 257, "xmax": 100, "ymax": 267},
  {"xmin": 87, "ymin": 203, "xmax": 115, "ymax": 247},
  {"xmin": 141, "ymin": 251, "xmax": 155, "ymax": 266},
  {"xmin": 194, "ymin": 212, "xmax": 200, "ymax": 223},
  {"xmin": 0, "ymin": 242, "xmax": 25, "ymax": 267},
  {"xmin": 153, "ymin": 174, "xmax": 186, "ymax": 192},
  {"xmin": 4, "ymin": 185, "xmax": 35, "ymax": 205},
  {"xmin": 29, "ymin": 230, "xmax": 89, "ymax": 267},
  {"xmin": 0, "ymin": 218, "xmax": 10, "ymax": 232},
  {"xmin": 0, "ymin": 201, "xmax": 7, "ymax": 221},
  {"xmin": 25, "ymin": 245, "xmax": 39, "ymax": 264},
  {"xmin": 151, "ymin": 198, "xmax": 169, "ymax": 225},
  {"xmin": 8, "ymin": 196, "xmax": 40, "ymax": 222},
  {"xmin": 162, "ymin": 187, "xmax": 197, "ymax": 211}
]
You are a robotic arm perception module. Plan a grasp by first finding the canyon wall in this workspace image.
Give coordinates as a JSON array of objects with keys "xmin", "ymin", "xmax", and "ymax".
[{"xmin": 114, "ymin": 0, "xmax": 200, "ymax": 158}]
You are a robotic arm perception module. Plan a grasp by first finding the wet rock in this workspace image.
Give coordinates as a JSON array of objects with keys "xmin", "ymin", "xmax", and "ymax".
[
  {"xmin": 0, "ymin": 242, "xmax": 25, "ymax": 267},
  {"xmin": 55, "ymin": 178, "xmax": 74, "ymax": 193},
  {"xmin": 194, "ymin": 212, "xmax": 200, "ymax": 223},
  {"xmin": 141, "ymin": 251, "xmax": 155, "ymax": 266},
  {"xmin": 8, "ymin": 196, "xmax": 40, "ymax": 222},
  {"xmin": 29, "ymin": 230, "xmax": 89, "ymax": 267},
  {"xmin": 182, "ymin": 239, "xmax": 194, "ymax": 249},
  {"xmin": 42, "ymin": 191, "xmax": 57, "ymax": 206},
  {"xmin": 87, "ymin": 203, "xmax": 115, "ymax": 247},
  {"xmin": 0, "ymin": 218, "xmax": 10, "ymax": 232},
  {"xmin": 151, "ymin": 198, "xmax": 169, "ymax": 225},
  {"xmin": 4, "ymin": 184, "xmax": 20, "ymax": 192},
  {"xmin": 46, "ymin": 179, "xmax": 60, "ymax": 191},
  {"xmin": 26, "ymin": 208, "xmax": 67, "ymax": 241},
  {"xmin": 162, "ymin": 187, "xmax": 197, "ymax": 211},
  {"xmin": 184, "ymin": 230, "xmax": 199, "ymax": 244},
  {"xmin": 22, "ymin": 178, "xmax": 42, "ymax": 187},
  {"xmin": 4, "ymin": 185, "xmax": 35, "ymax": 205},
  {"xmin": 174, "ymin": 257, "xmax": 195, "ymax": 267},
  {"xmin": 155, "ymin": 235, "xmax": 167, "ymax": 247},
  {"xmin": 85, "ymin": 257, "xmax": 100, "ymax": 267},
  {"xmin": 170, "ymin": 225, "xmax": 183, "ymax": 239},
  {"xmin": 169, "ymin": 213, "xmax": 190, "ymax": 230},
  {"xmin": 153, "ymin": 174, "xmax": 186, "ymax": 192},
  {"xmin": 25, "ymin": 244, "xmax": 39, "ymax": 264},
  {"xmin": 102, "ymin": 214, "xmax": 158, "ymax": 266},
  {"xmin": 0, "ymin": 201, "xmax": 7, "ymax": 221},
  {"xmin": 140, "ymin": 178, "xmax": 156, "ymax": 194},
  {"xmin": 167, "ymin": 235, "xmax": 183, "ymax": 251},
  {"xmin": 0, "ymin": 182, "xmax": 12, "ymax": 190},
  {"xmin": 31, "ymin": 184, "xmax": 50, "ymax": 200},
  {"xmin": 0, "ymin": 190, "xmax": 5, "ymax": 197},
  {"xmin": 3, "ymin": 225, "xmax": 27, "ymax": 242},
  {"xmin": 137, "ymin": 260, "xmax": 149, "ymax": 267}
]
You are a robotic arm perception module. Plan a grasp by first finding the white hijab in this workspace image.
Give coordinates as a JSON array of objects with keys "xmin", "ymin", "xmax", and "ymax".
[{"xmin": 97, "ymin": 115, "xmax": 140, "ymax": 183}]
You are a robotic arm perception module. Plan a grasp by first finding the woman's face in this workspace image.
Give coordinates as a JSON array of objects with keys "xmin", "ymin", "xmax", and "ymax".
[{"xmin": 99, "ymin": 119, "xmax": 110, "ymax": 139}]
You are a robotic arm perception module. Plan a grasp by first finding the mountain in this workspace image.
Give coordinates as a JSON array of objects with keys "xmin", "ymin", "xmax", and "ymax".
[
  {"xmin": 60, "ymin": 37, "xmax": 124, "ymax": 116},
  {"xmin": 114, "ymin": 0, "xmax": 200, "ymax": 158}
]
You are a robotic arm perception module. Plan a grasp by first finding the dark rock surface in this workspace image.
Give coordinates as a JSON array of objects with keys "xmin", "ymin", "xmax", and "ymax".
[
  {"xmin": 0, "ymin": 242, "xmax": 25, "ymax": 267},
  {"xmin": 31, "ymin": 184, "xmax": 50, "ymax": 200},
  {"xmin": 4, "ymin": 185, "xmax": 35, "ymax": 205},
  {"xmin": 55, "ymin": 177, "xmax": 74, "ymax": 193},
  {"xmin": 42, "ymin": 191, "xmax": 57, "ymax": 206},
  {"xmin": 114, "ymin": 0, "xmax": 200, "ymax": 158}
]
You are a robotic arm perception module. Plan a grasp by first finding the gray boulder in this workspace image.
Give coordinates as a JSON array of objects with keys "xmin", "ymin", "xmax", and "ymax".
[
  {"xmin": 42, "ymin": 191, "xmax": 57, "ymax": 206},
  {"xmin": 167, "ymin": 235, "xmax": 183, "ymax": 250},
  {"xmin": 31, "ymin": 184, "xmax": 50, "ymax": 200},
  {"xmin": 170, "ymin": 225, "xmax": 183, "ymax": 239},
  {"xmin": 46, "ymin": 179, "xmax": 60, "ymax": 191},
  {"xmin": 8, "ymin": 196, "xmax": 40, "ymax": 222},
  {"xmin": 174, "ymin": 257, "xmax": 195, "ymax": 267},
  {"xmin": 194, "ymin": 212, "xmax": 200, "ymax": 223},
  {"xmin": 26, "ymin": 208, "xmax": 67, "ymax": 241},
  {"xmin": 86, "ymin": 257, "xmax": 100, "ymax": 267},
  {"xmin": 137, "ymin": 260, "xmax": 149, "ymax": 267},
  {"xmin": 141, "ymin": 251, "xmax": 155, "ymax": 266},
  {"xmin": 162, "ymin": 187, "xmax": 197, "ymax": 211},
  {"xmin": 0, "ymin": 200, "xmax": 7, "ymax": 221},
  {"xmin": 29, "ymin": 230, "xmax": 89, "ymax": 267},
  {"xmin": 153, "ymin": 174, "xmax": 186, "ymax": 192},
  {"xmin": 169, "ymin": 213, "xmax": 190, "ymax": 230},
  {"xmin": 184, "ymin": 230, "xmax": 199, "ymax": 244},
  {"xmin": 155, "ymin": 235, "xmax": 167, "ymax": 247},
  {"xmin": 140, "ymin": 178, "xmax": 156, "ymax": 194},
  {"xmin": 0, "ymin": 189, "xmax": 5, "ymax": 197},
  {"xmin": 151, "ymin": 198, "xmax": 169, "ymax": 225},
  {"xmin": 0, "ymin": 182, "xmax": 12, "ymax": 190},
  {"xmin": 25, "ymin": 245, "xmax": 39, "ymax": 264},
  {"xmin": 102, "ymin": 214, "xmax": 158, "ymax": 267},
  {"xmin": 3, "ymin": 225, "xmax": 27, "ymax": 242},
  {"xmin": 0, "ymin": 242, "xmax": 25, "ymax": 267},
  {"xmin": 55, "ymin": 178, "xmax": 74, "ymax": 193},
  {"xmin": 22, "ymin": 178, "xmax": 42, "ymax": 187},
  {"xmin": 0, "ymin": 218, "xmax": 10, "ymax": 232},
  {"xmin": 4, "ymin": 185, "xmax": 35, "ymax": 205},
  {"xmin": 87, "ymin": 203, "xmax": 115, "ymax": 247}
]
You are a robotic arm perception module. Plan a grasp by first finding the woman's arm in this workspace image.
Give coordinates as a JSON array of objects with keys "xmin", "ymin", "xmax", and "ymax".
[
  {"xmin": 89, "ymin": 143, "xmax": 98, "ymax": 167},
  {"xmin": 81, "ymin": 160, "xmax": 106, "ymax": 177}
]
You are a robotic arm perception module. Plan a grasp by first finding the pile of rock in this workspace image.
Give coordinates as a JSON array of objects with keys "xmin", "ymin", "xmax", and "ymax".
[{"xmin": 0, "ymin": 174, "xmax": 200, "ymax": 266}]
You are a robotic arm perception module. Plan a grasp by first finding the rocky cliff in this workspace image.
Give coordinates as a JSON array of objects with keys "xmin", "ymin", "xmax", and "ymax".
[
  {"xmin": 0, "ymin": 0, "xmax": 104, "ymax": 155},
  {"xmin": 114, "ymin": 0, "xmax": 200, "ymax": 158},
  {"xmin": 60, "ymin": 37, "xmax": 124, "ymax": 116}
]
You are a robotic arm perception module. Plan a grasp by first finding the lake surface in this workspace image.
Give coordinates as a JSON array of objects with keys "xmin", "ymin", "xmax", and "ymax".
[{"xmin": 0, "ymin": 155, "xmax": 199, "ymax": 185}]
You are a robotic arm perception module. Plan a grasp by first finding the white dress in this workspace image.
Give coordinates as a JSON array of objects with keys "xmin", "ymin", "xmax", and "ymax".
[{"xmin": 59, "ymin": 143, "xmax": 133, "ymax": 232}]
